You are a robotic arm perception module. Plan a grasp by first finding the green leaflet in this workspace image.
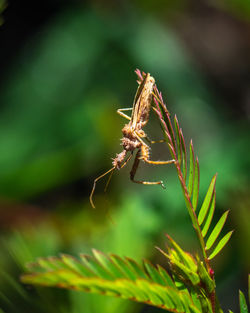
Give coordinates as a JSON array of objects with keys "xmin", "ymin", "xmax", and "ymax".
[
  {"xmin": 201, "ymin": 191, "xmax": 216, "ymax": 238},
  {"xmin": 180, "ymin": 129, "xmax": 187, "ymax": 182},
  {"xmin": 169, "ymin": 257, "xmax": 200, "ymax": 286},
  {"xmin": 144, "ymin": 261, "xmax": 168, "ymax": 286},
  {"xmin": 188, "ymin": 141, "xmax": 195, "ymax": 197},
  {"xmin": 61, "ymin": 254, "xmax": 94, "ymax": 277},
  {"xmin": 80, "ymin": 254, "xmax": 114, "ymax": 280},
  {"xmin": 125, "ymin": 257, "xmax": 148, "ymax": 280},
  {"xmin": 157, "ymin": 265, "xmax": 177, "ymax": 289},
  {"xmin": 165, "ymin": 110, "xmax": 176, "ymax": 151},
  {"xmin": 166, "ymin": 236, "xmax": 197, "ymax": 272},
  {"xmin": 110, "ymin": 255, "xmax": 138, "ymax": 281},
  {"xmin": 205, "ymin": 210, "xmax": 230, "ymax": 250},
  {"xmin": 208, "ymin": 231, "xmax": 234, "ymax": 260},
  {"xmin": 92, "ymin": 250, "xmax": 124, "ymax": 278},
  {"xmin": 239, "ymin": 290, "xmax": 249, "ymax": 313},
  {"xmin": 192, "ymin": 157, "xmax": 200, "ymax": 211},
  {"xmin": 174, "ymin": 115, "xmax": 182, "ymax": 165},
  {"xmin": 198, "ymin": 175, "xmax": 217, "ymax": 226}
]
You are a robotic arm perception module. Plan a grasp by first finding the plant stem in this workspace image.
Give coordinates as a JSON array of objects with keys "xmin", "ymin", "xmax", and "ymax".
[{"xmin": 152, "ymin": 90, "xmax": 217, "ymax": 313}]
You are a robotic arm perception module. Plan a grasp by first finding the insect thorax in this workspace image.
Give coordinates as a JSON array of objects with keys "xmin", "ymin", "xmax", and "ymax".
[{"xmin": 121, "ymin": 124, "xmax": 142, "ymax": 151}]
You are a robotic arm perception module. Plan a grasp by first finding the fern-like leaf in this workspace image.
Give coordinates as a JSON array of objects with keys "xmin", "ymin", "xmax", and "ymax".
[{"xmin": 21, "ymin": 251, "xmax": 202, "ymax": 313}]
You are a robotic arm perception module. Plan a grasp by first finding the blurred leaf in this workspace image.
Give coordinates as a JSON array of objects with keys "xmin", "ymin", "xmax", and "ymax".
[
  {"xmin": 21, "ymin": 251, "xmax": 201, "ymax": 313},
  {"xmin": 239, "ymin": 290, "xmax": 248, "ymax": 313},
  {"xmin": 218, "ymin": 0, "xmax": 250, "ymax": 21}
]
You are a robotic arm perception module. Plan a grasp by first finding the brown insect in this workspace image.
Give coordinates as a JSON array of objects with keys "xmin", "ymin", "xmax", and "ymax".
[{"xmin": 90, "ymin": 71, "xmax": 175, "ymax": 208}]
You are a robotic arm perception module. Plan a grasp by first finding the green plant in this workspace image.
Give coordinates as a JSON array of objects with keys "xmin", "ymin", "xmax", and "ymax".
[{"xmin": 21, "ymin": 70, "xmax": 249, "ymax": 313}]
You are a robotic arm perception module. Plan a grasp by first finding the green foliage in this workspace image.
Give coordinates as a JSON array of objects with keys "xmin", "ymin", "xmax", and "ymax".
[{"xmin": 21, "ymin": 248, "xmax": 202, "ymax": 313}]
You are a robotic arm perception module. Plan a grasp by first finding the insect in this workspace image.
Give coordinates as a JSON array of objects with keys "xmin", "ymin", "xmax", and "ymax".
[{"xmin": 90, "ymin": 71, "xmax": 175, "ymax": 208}]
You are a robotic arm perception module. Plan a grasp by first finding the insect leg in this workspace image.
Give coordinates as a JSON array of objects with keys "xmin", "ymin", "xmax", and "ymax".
[
  {"xmin": 144, "ymin": 136, "xmax": 165, "ymax": 145},
  {"xmin": 90, "ymin": 167, "xmax": 116, "ymax": 208},
  {"xmin": 134, "ymin": 131, "xmax": 148, "ymax": 146},
  {"xmin": 130, "ymin": 149, "xmax": 165, "ymax": 188},
  {"xmin": 134, "ymin": 130, "xmax": 164, "ymax": 145},
  {"xmin": 141, "ymin": 144, "xmax": 175, "ymax": 165},
  {"xmin": 144, "ymin": 158, "xmax": 175, "ymax": 165},
  {"xmin": 117, "ymin": 108, "xmax": 133, "ymax": 121},
  {"xmin": 104, "ymin": 169, "xmax": 115, "ymax": 193},
  {"xmin": 134, "ymin": 132, "xmax": 175, "ymax": 165}
]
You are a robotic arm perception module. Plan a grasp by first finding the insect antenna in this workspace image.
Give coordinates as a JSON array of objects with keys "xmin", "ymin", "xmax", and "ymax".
[{"xmin": 90, "ymin": 167, "xmax": 115, "ymax": 209}]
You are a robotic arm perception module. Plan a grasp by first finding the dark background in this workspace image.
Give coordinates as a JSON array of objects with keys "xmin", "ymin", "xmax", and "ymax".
[{"xmin": 0, "ymin": 0, "xmax": 249, "ymax": 312}]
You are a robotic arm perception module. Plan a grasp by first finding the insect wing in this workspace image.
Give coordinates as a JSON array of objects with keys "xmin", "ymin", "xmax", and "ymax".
[
  {"xmin": 131, "ymin": 73, "xmax": 155, "ymax": 129},
  {"xmin": 130, "ymin": 73, "xmax": 149, "ymax": 128}
]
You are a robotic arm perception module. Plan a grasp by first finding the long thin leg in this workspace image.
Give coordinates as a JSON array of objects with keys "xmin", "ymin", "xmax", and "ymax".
[
  {"xmin": 134, "ymin": 132, "xmax": 175, "ymax": 165},
  {"xmin": 144, "ymin": 136, "xmax": 165, "ymax": 145},
  {"xmin": 144, "ymin": 159, "xmax": 175, "ymax": 165},
  {"xmin": 117, "ymin": 108, "xmax": 133, "ymax": 120},
  {"xmin": 104, "ymin": 169, "xmax": 114, "ymax": 193},
  {"xmin": 135, "ymin": 131, "xmax": 164, "ymax": 145},
  {"xmin": 90, "ymin": 167, "xmax": 116, "ymax": 208},
  {"xmin": 130, "ymin": 150, "xmax": 165, "ymax": 188}
]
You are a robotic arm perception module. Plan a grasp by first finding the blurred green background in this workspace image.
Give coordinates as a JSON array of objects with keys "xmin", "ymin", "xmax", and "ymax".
[{"xmin": 0, "ymin": 0, "xmax": 249, "ymax": 312}]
